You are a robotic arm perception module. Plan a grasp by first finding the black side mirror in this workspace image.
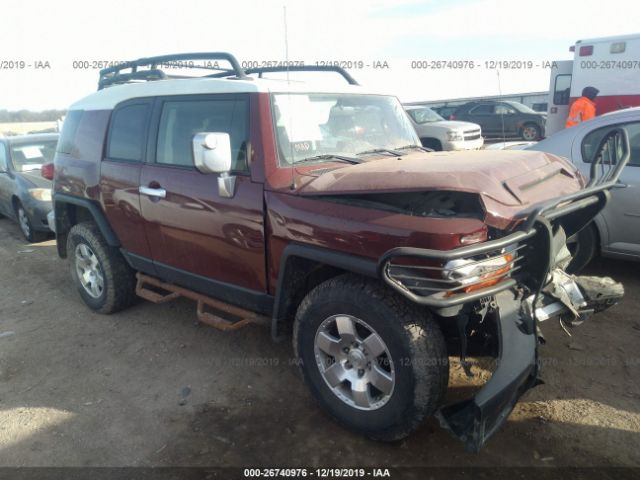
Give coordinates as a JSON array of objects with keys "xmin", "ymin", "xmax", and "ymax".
[{"xmin": 588, "ymin": 127, "xmax": 631, "ymax": 187}]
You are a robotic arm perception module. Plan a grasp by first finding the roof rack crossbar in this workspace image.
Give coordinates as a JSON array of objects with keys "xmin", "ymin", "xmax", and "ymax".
[
  {"xmin": 207, "ymin": 65, "xmax": 360, "ymax": 85},
  {"xmin": 98, "ymin": 52, "xmax": 248, "ymax": 90}
]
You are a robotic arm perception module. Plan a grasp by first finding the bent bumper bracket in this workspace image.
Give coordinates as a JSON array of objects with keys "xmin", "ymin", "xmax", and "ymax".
[{"xmin": 436, "ymin": 290, "xmax": 539, "ymax": 452}]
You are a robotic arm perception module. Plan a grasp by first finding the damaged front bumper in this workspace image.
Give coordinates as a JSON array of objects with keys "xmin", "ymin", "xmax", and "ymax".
[
  {"xmin": 436, "ymin": 290, "xmax": 538, "ymax": 453},
  {"xmin": 377, "ymin": 174, "xmax": 627, "ymax": 452}
]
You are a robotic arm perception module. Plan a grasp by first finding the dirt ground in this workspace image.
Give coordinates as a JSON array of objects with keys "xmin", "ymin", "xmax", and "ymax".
[{"xmin": 0, "ymin": 216, "xmax": 639, "ymax": 469}]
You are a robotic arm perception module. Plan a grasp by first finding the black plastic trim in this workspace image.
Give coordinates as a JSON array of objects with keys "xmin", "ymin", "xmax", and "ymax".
[
  {"xmin": 271, "ymin": 244, "xmax": 378, "ymax": 340},
  {"xmin": 53, "ymin": 193, "xmax": 120, "ymax": 247},
  {"xmin": 153, "ymin": 261, "xmax": 273, "ymax": 316},
  {"xmin": 436, "ymin": 290, "xmax": 538, "ymax": 452}
]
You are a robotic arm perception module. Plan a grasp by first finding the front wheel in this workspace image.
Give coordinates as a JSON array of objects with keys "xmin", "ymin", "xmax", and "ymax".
[
  {"xmin": 15, "ymin": 201, "xmax": 47, "ymax": 243},
  {"xmin": 566, "ymin": 223, "xmax": 598, "ymax": 273},
  {"xmin": 293, "ymin": 274, "xmax": 448, "ymax": 441}
]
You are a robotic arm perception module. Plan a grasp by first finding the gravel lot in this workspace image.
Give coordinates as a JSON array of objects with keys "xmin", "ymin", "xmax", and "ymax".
[{"xmin": 0, "ymin": 216, "xmax": 639, "ymax": 469}]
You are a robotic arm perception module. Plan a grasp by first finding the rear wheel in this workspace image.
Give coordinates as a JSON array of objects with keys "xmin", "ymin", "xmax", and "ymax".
[
  {"xmin": 67, "ymin": 222, "xmax": 136, "ymax": 313},
  {"xmin": 521, "ymin": 123, "xmax": 541, "ymax": 141},
  {"xmin": 293, "ymin": 274, "xmax": 448, "ymax": 441},
  {"xmin": 566, "ymin": 223, "xmax": 598, "ymax": 273}
]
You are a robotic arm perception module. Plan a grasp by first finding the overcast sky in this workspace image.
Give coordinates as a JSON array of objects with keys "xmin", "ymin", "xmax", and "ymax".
[{"xmin": 1, "ymin": 0, "xmax": 639, "ymax": 110}]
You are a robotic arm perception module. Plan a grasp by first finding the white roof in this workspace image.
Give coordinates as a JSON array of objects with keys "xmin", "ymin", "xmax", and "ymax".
[
  {"xmin": 576, "ymin": 32, "xmax": 640, "ymax": 44},
  {"xmin": 70, "ymin": 77, "xmax": 382, "ymax": 111}
]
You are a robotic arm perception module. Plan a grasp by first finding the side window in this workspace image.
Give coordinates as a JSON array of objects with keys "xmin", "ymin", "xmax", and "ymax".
[
  {"xmin": 495, "ymin": 104, "xmax": 516, "ymax": 115},
  {"xmin": 107, "ymin": 103, "xmax": 149, "ymax": 162},
  {"xmin": 0, "ymin": 144, "xmax": 7, "ymax": 171},
  {"xmin": 581, "ymin": 122, "xmax": 640, "ymax": 166},
  {"xmin": 156, "ymin": 97, "xmax": 249, "ymax": 172},
  {"xmin": 469, "ymin": 104, "xmax": 493, "ymax": 115},
  {"xmin": 57, "ymin": 110, "xmax": 84, "ymax": 155},
  {"xmin": 553, "ymin": 74, "xmax": 572, "ymax": 106}
]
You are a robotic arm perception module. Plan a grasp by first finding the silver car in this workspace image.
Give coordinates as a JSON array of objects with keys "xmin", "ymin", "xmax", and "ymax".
[{"xmin": 528, "ymin": 107, "xmax": 640, "ymax": 270}]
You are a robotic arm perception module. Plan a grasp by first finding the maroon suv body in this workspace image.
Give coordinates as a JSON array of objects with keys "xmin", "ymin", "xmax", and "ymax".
[{"xmin": 52, "ymin": 54, "xmax": 628, "ymax": 452}]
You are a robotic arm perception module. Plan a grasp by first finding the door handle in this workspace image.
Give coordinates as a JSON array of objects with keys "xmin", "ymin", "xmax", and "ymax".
[{"xmin": 139, "ymin": 186, "xmax": 167, "ymax": 198}]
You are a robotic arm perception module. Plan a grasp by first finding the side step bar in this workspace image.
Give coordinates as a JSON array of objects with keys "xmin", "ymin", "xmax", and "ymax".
[{"xmin": 135, "ymin": 273, "xmax": 269, "ymax": 331}]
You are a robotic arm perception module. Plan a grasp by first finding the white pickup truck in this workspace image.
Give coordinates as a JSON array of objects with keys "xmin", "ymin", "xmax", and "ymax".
[{"xmin": 405, "ymin": 105, "xmax": 484, "ymax": 151}]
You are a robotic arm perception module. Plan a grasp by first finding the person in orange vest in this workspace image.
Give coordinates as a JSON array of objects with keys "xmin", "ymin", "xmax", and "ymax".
[{"xmin": 565, "ymin": 86, "xmax": 599, "ymax": 128}]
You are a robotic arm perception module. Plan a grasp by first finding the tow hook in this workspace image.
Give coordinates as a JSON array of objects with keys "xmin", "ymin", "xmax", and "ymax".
[{"xmin": 525, "ymin": 269, "xmax": 624, "ymax": 325}]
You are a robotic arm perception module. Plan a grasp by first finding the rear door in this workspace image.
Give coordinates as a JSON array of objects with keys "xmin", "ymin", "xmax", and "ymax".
[
  {"xmin": 546, "ymin": 60, "xmax": 573, "ymax": 137},
  {"xmin": 139, "ymin": 94, "xmax": 267, "ymax": 305},
  {"xmin": 100, "ymin": 99, "xmax": 153, "ymax": 262}
]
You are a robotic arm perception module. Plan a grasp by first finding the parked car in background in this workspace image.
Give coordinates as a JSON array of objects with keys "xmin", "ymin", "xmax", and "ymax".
[
  {"xmin": 451, "ymin": 100, "xmax": 546, "ymax": 141},
  {"xmin": 404, "ymin": 105, "xmax": 483, "ymax": 151},
  {"xmin": 0, "ymin": 133, "xmax": 57, "ymax": 241},
  {"xmin": 432, "ymin": 105, "xmax": 459, "ymax": 120},
  {"xmin": 528, "ymin": 107, "xmax": 640, "ymax": 271}
]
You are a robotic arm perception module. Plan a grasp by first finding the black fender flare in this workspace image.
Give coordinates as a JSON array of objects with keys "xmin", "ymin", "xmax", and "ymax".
[
  {"xmin": 271, "ymin": 244, "xmax": 378, "ymax": 341},
  {"xmin": 54, "ymin": 193, "xmax": 120, "ymax": 256}
]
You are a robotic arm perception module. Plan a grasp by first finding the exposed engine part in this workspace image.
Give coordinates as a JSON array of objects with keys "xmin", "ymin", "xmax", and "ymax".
[{"xmin": 525, "ymin": 269, "xmax": 624, "ymax": 325}]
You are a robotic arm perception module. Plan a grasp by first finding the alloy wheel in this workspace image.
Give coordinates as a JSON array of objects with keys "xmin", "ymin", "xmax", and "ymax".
[
  {"xmin": 314, "ymin": 314, "xmax": 395, "ymax": 410},
  {"xmin": 75, "ymin": 243, "xmax": 105, "ymax": 299}
]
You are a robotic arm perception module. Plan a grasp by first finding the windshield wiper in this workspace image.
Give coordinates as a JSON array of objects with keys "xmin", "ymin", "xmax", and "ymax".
[
  {"xmin": 395, "ymin": 144, "xmax": 432, "ymax": 152},
  {"xmin": 296, "ymin": 154, "xmax": 363, "ymax": 165},
  {"xmin": 356, "ymin": 148, "xmax": 403, "ymax": 157}
]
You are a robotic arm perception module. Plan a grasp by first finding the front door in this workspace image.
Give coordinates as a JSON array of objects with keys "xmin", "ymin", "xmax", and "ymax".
[
  {"xmin": 576, "ymin": 121, "xmax": 640, "ymax": 256},
  {"xmin": 139, "ymin": 94, "xmax": 267, "ymax": 306}
]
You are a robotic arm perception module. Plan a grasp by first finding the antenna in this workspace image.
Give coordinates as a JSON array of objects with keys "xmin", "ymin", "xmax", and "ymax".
[
  {"xmin": 496, "ymin": 69, "xmax": 507, "ymax": 146},
  {"xmin": 283, "ymin": 5, "xmax": 296, "ymax": 190}
]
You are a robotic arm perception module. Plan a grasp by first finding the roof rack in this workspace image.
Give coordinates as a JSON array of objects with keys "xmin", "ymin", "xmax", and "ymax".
[
  {"xmin": 208, "ymin": 65, "xmax": 360, "ymax": 86},
  {"xmin": 98, "ymin": 52, "xmax": 249, "ymax": 90},
  {"xmin": 245, "ymin": 66, "xmax": 360, "ymax": 85}
]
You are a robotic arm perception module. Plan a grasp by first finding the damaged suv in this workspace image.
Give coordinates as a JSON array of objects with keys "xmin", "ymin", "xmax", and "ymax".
[{"xmin": 52, "ymin": 53, "xmax": 628, "ymax": 452}]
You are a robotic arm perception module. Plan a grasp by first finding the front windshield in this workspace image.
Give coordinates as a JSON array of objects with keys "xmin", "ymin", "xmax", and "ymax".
[
  {"xmin": 10, "ymin": 141, "xmax": 57, "ymax": 172},
  {"xmin": 407, "ymin": 107, "xmax": 445, "ymax": 124},
  {"xmin": 272, "ymin": 93, "xmax": 419, "ymax": 165}
]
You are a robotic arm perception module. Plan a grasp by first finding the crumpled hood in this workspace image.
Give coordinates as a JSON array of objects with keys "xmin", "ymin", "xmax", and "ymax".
[{"xmin": 297, "ymin": 150, "xmax": 584, "ymax": 229}]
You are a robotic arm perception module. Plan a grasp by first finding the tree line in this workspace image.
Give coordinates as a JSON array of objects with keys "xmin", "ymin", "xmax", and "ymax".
[{"xmin": 0, "ymin": 109, "xmax": 66, "ymax": 122}]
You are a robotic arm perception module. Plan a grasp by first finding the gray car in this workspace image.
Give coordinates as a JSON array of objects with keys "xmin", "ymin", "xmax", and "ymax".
[
  {"xmin": 528, "ymin": 108, "xmax": 640, "ymax": 270},
  {"xmin": 0, "ymin": 133, "xmax": 58, "ymax": 242}
]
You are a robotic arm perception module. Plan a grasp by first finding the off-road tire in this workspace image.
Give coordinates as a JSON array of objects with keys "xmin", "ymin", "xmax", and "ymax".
[
  {"xmin": 67, "ymin": 222, "xmax": 135, "ymax": 314},
  {"xmin": 293, "ymin": 274, "xmax": 449, "ymax": 441},
  {"xmin": 567, "ymin": 223, "xmax": 598, "ymax": 273}
]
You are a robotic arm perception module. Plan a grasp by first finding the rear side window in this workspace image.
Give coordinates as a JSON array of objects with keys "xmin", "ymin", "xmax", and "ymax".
[
  {"xmin": 156, "ymin": 97, "xmax": 249, "ymax": 171},
  {"xmin": 57, "ymin": 110, "xmax": 84, "ymax": 155},
  {"xmin": 469, "ymin": 104, "xmax": 493, "ymax": 114},
  {"xmin": 581, "ymin": 122, "xmax": 640, "ymax": 166},
  {"xmin": 553, "ymin": 74, "xmax": 572, "ymax": 106},
  {"xmin": 107, "ymin": 103, "xmax": 149, "ymax": 162}
]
